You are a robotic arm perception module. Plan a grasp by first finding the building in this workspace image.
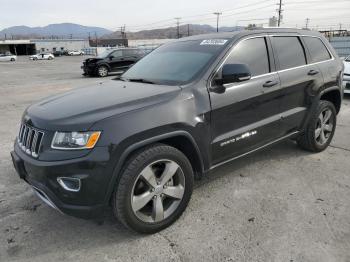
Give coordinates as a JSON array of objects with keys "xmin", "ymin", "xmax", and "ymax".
[
  {"xmin": 269, "ymin": 16, "xmax": 278, "ymax": 27},
  {"xmin": 0, "ymin": 40, "xmax": 35, "ymax": 55},
  {"xmin": 0, "ymin": 39, "xmax": 89, "ymax": 55},
  {"xmin": 328, "ymin": 36, "xmax": 350, "ymax": 57},
  {"xmin": 89, "ymin": 38, "xmax": 128, "ymax": 47},
  {"xmin": 32, "ymin": 39, "xmax": 89, "ymax": 53}
]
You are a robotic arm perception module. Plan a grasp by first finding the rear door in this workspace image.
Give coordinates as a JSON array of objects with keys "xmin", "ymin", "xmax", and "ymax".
[
  {"xmin": 271, "ymin": 35, "xmax": 324, "ymax": 134},
  {"xmin": 302, "ymin": 36, "xmax": 337, "ymax": 91},
  {"xmin": 121, "ymin": 49, "xmax": 140, "ymax": 68},
  {"xmin": 209, "ymin": 36, "xmax": 284, "ymax": 165}
]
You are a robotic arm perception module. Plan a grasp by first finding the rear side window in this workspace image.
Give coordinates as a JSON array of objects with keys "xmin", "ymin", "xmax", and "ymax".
[
  {"xmin": 273, "ymin": 36, "xmax": 306, "ymax": 70},
  {"xmin": 303, "ymin": 36, "xmax": 331, "ymax": 63},
  {"xmin": 123, "ymin": 49, "xmax": 138, "ymax": 56},
  {"xmin": 224, "ymin": 37, "xmax": 270, "ymax": 77}
]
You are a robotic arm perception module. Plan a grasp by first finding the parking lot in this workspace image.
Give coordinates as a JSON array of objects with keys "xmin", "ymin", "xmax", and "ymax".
[{"xmin": 0, "ymin": 56, "xmax": 350, "ymax": 261}]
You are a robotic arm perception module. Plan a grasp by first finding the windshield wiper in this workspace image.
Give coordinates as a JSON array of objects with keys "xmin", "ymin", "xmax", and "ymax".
[{"xmin": 127, "ymin": 78, "xmax": 155, "ymax": 84}]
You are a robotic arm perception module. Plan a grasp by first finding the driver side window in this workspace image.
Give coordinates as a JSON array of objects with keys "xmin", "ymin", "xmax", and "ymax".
[{"xmin": 215, "ymin": 37, "xmax": 270, "ymax": 81}]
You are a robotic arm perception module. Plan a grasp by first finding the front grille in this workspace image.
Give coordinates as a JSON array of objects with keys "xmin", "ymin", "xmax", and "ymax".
[{"xmin": 17, "ymin": 123, "xmax": 44, "ymax": 158}]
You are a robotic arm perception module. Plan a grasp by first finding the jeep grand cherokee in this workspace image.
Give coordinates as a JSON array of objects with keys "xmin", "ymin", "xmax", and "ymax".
[{"xmin": 11, "ymin": 29, "xmax": 343, "ymax": 233}]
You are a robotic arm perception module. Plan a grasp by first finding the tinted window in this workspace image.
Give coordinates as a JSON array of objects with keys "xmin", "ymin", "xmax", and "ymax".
[
  {"xmin": 224, "ymin": 37, "xmax": 270, "ymax": 76},
  {"xmin": 123, "ymin": 49, "xmax": 138, "ymax": 56},
  {"xmin": 303, "ymin": 36, "xmax": 331, "ymax": 63},
  {"xmin": 273, "ymin": 36, "xmax": 306, "ymax": 70},
  {"xmin": 110, "ymin": 50, "xmax": 122, "ymax": 58}
]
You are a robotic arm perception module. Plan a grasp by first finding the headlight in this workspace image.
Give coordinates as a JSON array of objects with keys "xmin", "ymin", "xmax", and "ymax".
[{"xmin": 51, "ymin": 131, "xmax": 101, "ymax": 150}]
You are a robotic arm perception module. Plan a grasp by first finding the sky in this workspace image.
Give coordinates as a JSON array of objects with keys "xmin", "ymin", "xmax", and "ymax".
[{"xmin": 0, "ymin": 0, "xmax": 349, "ymax": 32}]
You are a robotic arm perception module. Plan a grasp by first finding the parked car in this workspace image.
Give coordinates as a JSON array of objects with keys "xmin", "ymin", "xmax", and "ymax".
[
  {"xmin": 81, "ymin": 48, "xmax": 146, "ymax": 77},
  {"xmin": 0, "ymin": 53, "xmax": 17, "ymax": 62},
  {"xmin": 68, "ymin": 50, "xmax": 85, "ymax": 56},
  {"xmin": 11, "ymin": 29, "xmax": 343, "ymax": 233},
  {"xmin": 30, "ymin": 53, "xmax": 55, "ymax": 60},
  {"xmin": 343, "ymin": 55, "xmax": 350, "ymax": 94},
  {"xmin": 53, "ymin": 50, "xmax": 68, "ymax": 57}
]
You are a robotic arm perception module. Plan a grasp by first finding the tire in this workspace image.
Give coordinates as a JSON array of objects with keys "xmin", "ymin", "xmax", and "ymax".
[
  {"xmin": 97, "ymin": 65, "xmax": 108, "ymax": 77},
  {"xmin": 33, "ymin": 57, "xmax": 38, "ymax": 61},
  {"xmin": 48, "ymin": 56, "xmax": 53, "ymax": 60},
  {"xmin": 297, "ymin": 100, "xmax": 336, "ymax": 152},
  {"xmin": 10, "ymin": 58, "xmax": 15, "ymax": 62},
  {"xmin": 112, "ymin": 144, "xmax": 194, "ymax": 234}
]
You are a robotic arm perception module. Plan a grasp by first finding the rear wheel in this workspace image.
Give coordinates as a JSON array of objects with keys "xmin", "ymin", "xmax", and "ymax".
[
  {"xmin": 97, "ymin": 66, "xmax": 108, "ymax": 77},
  {"xmin": 112, "ymin": 144, "xmax": 194, "ymax": 234},
  {"xmin": 297, "ymin": 100, "xmax": 336, "ymax": 152},
  {"xmin": 10, "ymin": 58, "xmax": 15, "ymax": 62}
]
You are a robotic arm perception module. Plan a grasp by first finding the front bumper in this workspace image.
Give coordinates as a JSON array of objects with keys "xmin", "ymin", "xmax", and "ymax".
[
  {"xmin": 11, "ymin": 142, "xmax": 114, "ymax": 219},
  {"xmin": 343, "ymin": 77, "xmax": 350, "ymax": 94},
  {"xmin": 81, "ymin": 65, "xmax": 96, "ymax": 75}
]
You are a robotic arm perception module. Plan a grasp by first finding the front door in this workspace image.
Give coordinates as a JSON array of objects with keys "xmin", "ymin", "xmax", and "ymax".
[
  {"xmin": 108, "ymin": 50, "xmax": 129, "ymax": 72},
  {"xmin": 209, "ymin": 36, "xmax": 284, "ymax": 165}
]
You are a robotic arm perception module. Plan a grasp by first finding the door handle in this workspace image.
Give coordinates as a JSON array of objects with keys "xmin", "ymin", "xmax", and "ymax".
[
  {"xmin": 263, "ymin": 80, "xmax": 279, "ymax": 88},
  {"xmin": 308, "ymin": 70, "xmax": 319, "ymax": 76}
]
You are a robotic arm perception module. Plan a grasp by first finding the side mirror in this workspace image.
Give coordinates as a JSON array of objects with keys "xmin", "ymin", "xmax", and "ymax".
[
  {"xmin": 221, "ymin": 63, "xmax": 251, "ymax": 84},
  {"xmin": 109, "ymin": 55, "xmax": 114, "ymax": 60},
  {"xmin": 210, "ymin": 64, "xmax": 251, "ymax": 93}
]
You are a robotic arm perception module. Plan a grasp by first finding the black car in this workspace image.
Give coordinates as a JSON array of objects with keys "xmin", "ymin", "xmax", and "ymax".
[
  {"xmin": 81, "ymin": 48, "xmax": 147, "ymax": 77},
  {"xmin": 53, "ymin": 50, "xmax": 68, "ymax": 57},
  {"xmin": 11, "ymin": 29, "xmax": 343, "ymax": 233}
]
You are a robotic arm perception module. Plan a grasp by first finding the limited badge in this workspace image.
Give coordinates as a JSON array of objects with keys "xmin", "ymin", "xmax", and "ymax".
[{"xmin": 200, "ymin": 39, "xmax": 228, "ymax": 45}]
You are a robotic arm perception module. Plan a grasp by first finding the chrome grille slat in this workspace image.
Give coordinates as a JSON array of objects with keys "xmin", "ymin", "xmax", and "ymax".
[{"xmin": 17, "ymin": 123, "xmax": 45, "ymax": 158}]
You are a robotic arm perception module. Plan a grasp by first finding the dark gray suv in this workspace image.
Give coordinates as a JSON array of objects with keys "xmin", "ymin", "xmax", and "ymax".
[{"xmin": 11, "ymin": 29, "xmax": 344, "ymax": 233}]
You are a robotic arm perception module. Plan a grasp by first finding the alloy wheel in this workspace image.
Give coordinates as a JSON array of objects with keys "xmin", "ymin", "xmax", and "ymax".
[
  {"xmin": 315, "ymin": 108, "xmax": 334, "ymax": 146},
  {"xmin": 131, "ymin": 159, "xmax": 185, "ymax": 223},
  {"xmin": 98, "ymin": 67, "xmax": 108, "ymax": 77}
]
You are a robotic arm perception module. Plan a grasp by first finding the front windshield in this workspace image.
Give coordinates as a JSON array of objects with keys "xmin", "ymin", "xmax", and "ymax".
[
  {"xmin": 121, "ymin": 39, "xmax": 229, "ymax": 85},
  {"xmin": 346, "ymin": 55, "xmax": 350, "ymax": 62},
  {"xmin": 97, "ymin": 50, "xmax": 114, "ymax": 58}
]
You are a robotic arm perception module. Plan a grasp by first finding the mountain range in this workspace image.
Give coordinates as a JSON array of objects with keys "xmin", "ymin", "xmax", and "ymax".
[
  {"xmin": 105, "ymin": 24, "xmax": 244, "ymax": 39},
  {"xmin": 0, "ymin": 23, "xmax": 113, "ymax": 39},
  {"xmin": 0, "ymin": 23, "xmax": 245, "ymax": 40}
]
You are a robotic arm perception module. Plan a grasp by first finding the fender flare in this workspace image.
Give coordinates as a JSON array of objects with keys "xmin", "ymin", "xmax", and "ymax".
[{"xmin": 103, "ymin": 130, "xmax": 204, "ymax": 204}]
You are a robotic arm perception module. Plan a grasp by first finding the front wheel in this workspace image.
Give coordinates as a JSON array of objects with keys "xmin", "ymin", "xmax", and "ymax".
[
  {"xmin": 297, "ymin": 100, "xmax": 336, "ymax": 152},
  {"xmin": 112, "ymin": 144, "xmax": 194, "ymax": 234},
  {"xmin": 97, "ymin": 66, "xmax": 108, "ymax": 77}
]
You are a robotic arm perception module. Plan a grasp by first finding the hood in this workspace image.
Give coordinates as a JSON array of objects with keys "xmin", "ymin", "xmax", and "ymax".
[
  {"xmin": 24, "ymin": 80, "xmax": 181, "ymax": 131},
  {"xmin": 85, "ymin": 57, "xmax": 103, "ymax": 63}
]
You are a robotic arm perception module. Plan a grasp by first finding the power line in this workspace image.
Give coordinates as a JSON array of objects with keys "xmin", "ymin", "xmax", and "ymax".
[
  {"xmin": 305, "ymin": 18, "xmax": 310, "ymax": 29},
  {"xmin": 213, "ymin": 12, "xmax": 222, "ymax": 32},
  {"xmin": 174, "ymin": 17, "xmax": 181, "ymax": 38},
  {"xmin": 277, "ymin": 0, "xmax": 283, "ymax": 26}
]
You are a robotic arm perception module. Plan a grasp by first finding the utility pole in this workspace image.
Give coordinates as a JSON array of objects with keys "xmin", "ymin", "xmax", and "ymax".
[
  {"xmin": 277, "ymin": 0, "xmax": 283, "ymax": 27},
  {"xmin": 175, "ymin": 17, "xmax": 181, "ymax": 38},
  {"xmin": 305, "ymin": 18, "xmax": 310, "ymax": 29},
  {"xmin": 187, "ymin": 24, "xmax": 190, "ymax": 36},
  {"xmin": 94, "ymin": 31, "xmax": 98, "ymax": 47},
  {"xmin": 213, "ymin": 12, "xmax": 222, "ymax": 32}
]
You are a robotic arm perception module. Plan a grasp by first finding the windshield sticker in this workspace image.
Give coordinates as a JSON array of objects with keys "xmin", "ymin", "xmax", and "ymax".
[{"xmin": 200, "ymin": 39, "xmax": 228, "ymax": 46}]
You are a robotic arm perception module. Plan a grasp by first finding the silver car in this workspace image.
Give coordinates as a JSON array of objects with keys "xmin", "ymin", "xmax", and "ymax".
[{"xmin": 0, "ymin": 52, "xmax": 17, "ymax": 62}]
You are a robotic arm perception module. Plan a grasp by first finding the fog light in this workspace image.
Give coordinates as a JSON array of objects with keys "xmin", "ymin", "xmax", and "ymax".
[{"xmin": 57, "ymin": 177, "xmax": 81, "ymax": 192}]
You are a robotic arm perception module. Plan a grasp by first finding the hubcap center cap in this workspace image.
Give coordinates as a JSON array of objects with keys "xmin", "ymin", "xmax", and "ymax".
[{"xmin": 154, "ymin": 186, "xmax": 163, "ymax": 195}]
